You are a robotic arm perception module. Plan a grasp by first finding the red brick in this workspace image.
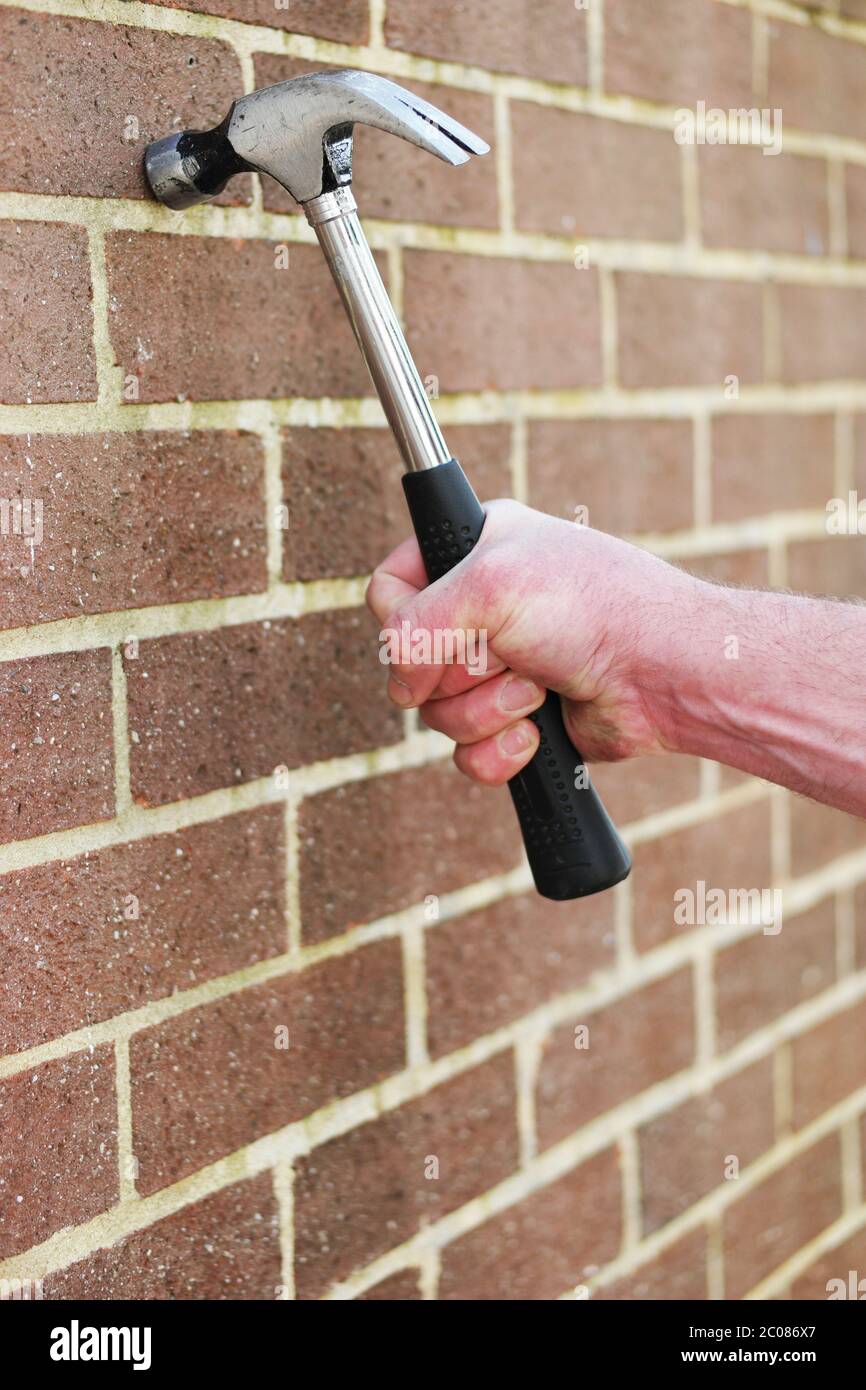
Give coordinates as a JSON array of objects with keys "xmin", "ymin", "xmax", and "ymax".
[
  {"xmin": 125, "ymin": 610, "xmax": 401, "ymax": 807},
  {"xmin": 282, "ymin": 424, "xmax": 511, "ymax": 583},
  {"xmin": 792, "ymin": 999, "xmax": 866, "ymax": 1129},
  {"xmin": 512, "ymin": 105, "xmax": 682, "ymax": 242},
  {"xmin": 630, "ymin": 801, "xmax": 773, "ymax": 955},
  {"xmin": 845, "ymin": 165, "xmax": 866, "ymax": 261},
  {"xmin": 404, "ymin": 251, "xmax": 602, "ymax": 392},
  {"xmin": 787, "ymin": 536, "xmax": 866, "ymax": 602},
  {"xmin": 130, "ymin": 939, "xmax": 405, "ymax": 1194},
  {"xmin": 294, "ymin": 1054, "xmax": 519, "ymax": 1298},
  {"xmin": 0, "ymin": 431, "xmax": 267, "ymax": 629},
  {"xmin": 357, "ymin": 1270, "xmax": 422, "ymax": 1301},
  {"xmin": 0, "ymin": 1047, "xmax": 117, "ymax": 1259},
  {"xmin": 254, "ymin": 56, "xmax": 498, "ymax": 228},
  {"xmin": 299, "ymin": 761, "xmax": 522, "ymax": 943},
  {"xmin": 769, "ymin": 21, "xmax": 866, "ymax": 143},
  {"xmin": 0, "ymin": 8, "xmax": 249, "ymax": 202},
  {"xmin": 536, "ymin": 969, "xmax": 695, "ymax": 1151},
  {"xmin": 106, "ymin": 234, "xmax": 379, "ymax": 404},
  {"xmin": 789, "ymin": 1227, "xmax": 866, "ymax": 1299},
  {"xmin": 439, "ymin": 1149, "xmax": 622, "ymax": 1300},
  {"xmin": 639, "ymin": 1059, "xmax": 775, "ymax": 1233},
  {"xmin": 0, "ymin": 223, "xmax": 96, "ymax": 404},
  {"xmin": 0, "ymin": 649, "xmax": 114, "ymax": 843},
  {"xmin": 45, "ymin": 1174, "xmax": 280, "ymax": 1300},
  {"xmin": 699, "ymin": 146, "xmax": 829, "ymax": 256},
  {"xmin": 590, "ymin": 756, "xmax": 703, "ymax": 828},
  {"xmin": 527, "ymin": 419, "xmax": 694, "ymax": 534},
  {"xmin": 779, "ymin": 285, "xmax": 866, "ymax": 384},
  {"xmin": 384, "ymin": 0, "xmax": 587, "ymax": 84},
  {"xmin": 715, "ymin": 902, "xmax": 837, "ymax": 1054},
  {"xmin": 617, "ymin": 274, "xmax": 764, "ymax": 389},
  {"xmin": 426, "ymin": 891, "xmax": 614, "ymax": 1059},
  {"xmin": 711, "ymin": 414, "xmax": 834, "ymax": 524},
  {"xmin": 722, "ymin": 1135, "xmax": 842, "ymax": 1298},
  {"xmin": 681, "ymin": 548, "xmax": 771, "ymax": 588},
  {"xmin": 594, "ymin": 1229, "xmax": 708, "ymax": 1300},
  {"xmin": 605, "ymin": 0, "xmax": 754, "ymax": 108},
  {"xmin": 0, "ymin": 807, "xmax": 284, "ymax": 1054},
  {"xmin": 142, "ymin": 0, "xmax": 368, "ymax": 41},
  {"xmin": 790, "ymin": 796, "xmax": 866, "ymax": 878},
  {"xmin": 161, "ymin": 0, "xmax": 366, "ymax": 35}
]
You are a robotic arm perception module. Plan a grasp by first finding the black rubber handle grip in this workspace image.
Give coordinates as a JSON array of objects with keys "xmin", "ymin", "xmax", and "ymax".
[{"xmin": 402, "ymin": 459, "xmax": 631, "ymax": 901}]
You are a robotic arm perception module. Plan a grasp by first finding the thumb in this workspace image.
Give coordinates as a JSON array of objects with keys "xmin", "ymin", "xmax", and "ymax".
[
  {"xmin": 367, "ymin": 536, "xmax": 502, "ymax": 708},
  {"xmin": 365, "ymin": 534, "xmax": 427, "ymax": 625}
]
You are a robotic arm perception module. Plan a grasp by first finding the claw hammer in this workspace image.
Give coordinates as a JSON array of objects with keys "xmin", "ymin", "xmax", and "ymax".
[{"xmin": 145, "ymin": 69, "xmax": 631, "ymax": 900}]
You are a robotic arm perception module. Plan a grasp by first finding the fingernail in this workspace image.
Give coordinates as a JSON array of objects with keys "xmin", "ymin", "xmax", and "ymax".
[
  {"xmin": 500, "ymin": 677, "xmax": 539, "ymax": 713},
  {"xmin": 388, "ymin": 675, "xmax": 414, "ymax": 707},
  {"xmin": 500, "ymin": 723, "xmax": 531, "ymax": 756}
]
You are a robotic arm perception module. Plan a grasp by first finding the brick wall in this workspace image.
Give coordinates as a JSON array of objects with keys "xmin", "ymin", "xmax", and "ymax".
[{"xmin": 1, "ymin": 0, "xmax": 865, "ymax": 1302}]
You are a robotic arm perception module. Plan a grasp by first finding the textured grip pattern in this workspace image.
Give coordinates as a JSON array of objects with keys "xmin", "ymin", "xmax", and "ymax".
[
  {"xmin": 401, "ymin": 459, "xmax": 631, "ymax": 900},
  {"xmin": 416, "ymin": 515, "xmax": 479, "ymax": 581},
  {"xmin": 512, "ymin": 699, "xmax": 587, "ymax": 854}
]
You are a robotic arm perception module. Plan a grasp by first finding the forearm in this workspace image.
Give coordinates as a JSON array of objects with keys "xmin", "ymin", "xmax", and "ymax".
[{"xmin": 649, "ymin": 582, "xmax": 866, "ymax": 816}]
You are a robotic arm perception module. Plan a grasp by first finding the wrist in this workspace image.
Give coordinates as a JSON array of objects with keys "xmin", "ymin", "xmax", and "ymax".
[{"xmin": 631, "ymin": 572, "xmax": 750, "ymax": 760}]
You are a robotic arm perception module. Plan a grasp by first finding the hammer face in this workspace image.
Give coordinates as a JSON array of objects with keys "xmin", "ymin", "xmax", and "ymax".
[
  {"xmin": 145, "ymin": 133, "xmax": 206, "ymax": 211},
  {"xmin": 145, "ymin": 114, "xmax": 248, "ymax": 211},
  {"xmin": 146, "ymin": 69, "xmax": 489, "ymax": 209}
]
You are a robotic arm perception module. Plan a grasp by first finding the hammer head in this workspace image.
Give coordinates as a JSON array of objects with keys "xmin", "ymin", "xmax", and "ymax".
[{"xmin": 146, "ymin": 69, "xmax": 489, "ymax": 210}]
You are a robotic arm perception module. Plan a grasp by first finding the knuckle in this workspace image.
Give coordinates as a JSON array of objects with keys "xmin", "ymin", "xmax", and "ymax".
[
  {"xmin": 418, "ymin": 701, "xmax": 443, "ymax": 733},
  {"xmin": 484, "ymin": 497, "xmax": 527, "ymax": 528},
  {"xmin": 389, "ymin": 599, "xmax": 420, "ymax": 632},
  {"xmin": 364, "ymin": 570, "xmax": 383, "ymax": 613},
  {"xmin": 456, "ymin": 744, "xmax": 500, "ymax": 787},
  {"xmin": 457, "ymin": 545, "xmax": 507, "ymax": 616}
]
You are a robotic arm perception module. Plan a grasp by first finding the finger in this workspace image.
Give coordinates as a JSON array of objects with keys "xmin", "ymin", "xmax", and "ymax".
[
  {"xmin": 425, "ymin": 654, "xmax": 508, "ymax": 700},
  {"xmin": 383, "ymin": 634, "xmax": 506, "ymax": 711},
  {"xmin": 366, "ymin": 535, "xmax": 427, "ymax": 624},
  {"xmin": 383, "ymin": 626, "xmax": 503, "ymax": 711},
  {"xmin": 453, "ymin": 718, "xmax": 540, "ymax": 786},
  {"xmin": 421, "ymin": 672, "xmax": 544, "ymax": 744}
]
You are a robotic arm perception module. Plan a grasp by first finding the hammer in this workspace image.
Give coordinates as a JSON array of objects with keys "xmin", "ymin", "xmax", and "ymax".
[{"xmin": 145, "ymin": 69, "xmax": 630, "ymax": 901}]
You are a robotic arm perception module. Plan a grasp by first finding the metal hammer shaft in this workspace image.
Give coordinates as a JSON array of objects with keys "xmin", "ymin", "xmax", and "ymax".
[{"xmin": 305, "ymin": 188, "xmax": 450, "ymax": 473}]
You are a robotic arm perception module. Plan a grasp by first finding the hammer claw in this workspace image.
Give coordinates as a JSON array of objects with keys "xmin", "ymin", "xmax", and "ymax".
[{"xmin": 392, "ymin": 87, "xmax": 490, "ymax": 163}]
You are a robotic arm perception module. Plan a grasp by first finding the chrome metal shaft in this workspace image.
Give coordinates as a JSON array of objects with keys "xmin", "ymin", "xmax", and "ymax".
[{"xmin": 304, "ymin": 188, "xmax": 450, "ymax": 472}]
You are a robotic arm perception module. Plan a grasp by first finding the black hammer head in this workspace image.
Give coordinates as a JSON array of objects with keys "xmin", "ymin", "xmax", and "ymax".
[{"xmin": 145, "ymin": 68, "xmax": 489, "ymax": 210}]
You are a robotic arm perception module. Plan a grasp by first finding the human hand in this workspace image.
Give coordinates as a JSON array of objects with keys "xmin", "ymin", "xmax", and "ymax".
[{"xmin": 366, "ymin": 499, "xmax": 699, "ymax": 786}]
